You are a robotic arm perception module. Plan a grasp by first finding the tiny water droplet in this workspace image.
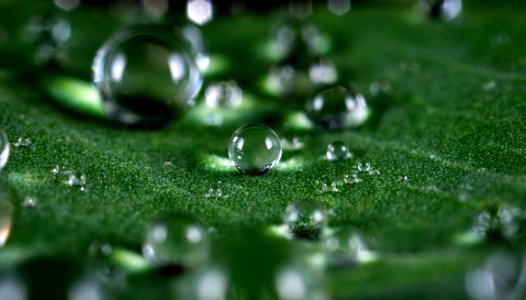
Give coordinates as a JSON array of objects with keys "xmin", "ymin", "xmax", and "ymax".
[
  {"xmin": 205, "ymin": 181, "xmax": 225, "ymax": 199},
  {"xmin": 306, "ymin": 85, "xmax": 369, "ymax": 130},
  {"xmin": 0, "ymin": 130, "xmax": 10, "ymax": 170},
  {"xmin": 369, "ymin": 80, "xmax": 392, "ymax": 97},
  {"xmin": 269, "ymin": 23, "xmax": 329, "ymax": 61},
  {"xmin": 309, "ymin": 58, "xmax": 338, "ymax": 85},
  {"xmin": 143, "ymin": 213, "xmax": 209, "ymax": 267},
  {"xmin": 421, "ymin": 0, "xmax": 462, "ymax": 21},
  {"xmin": 399, "ymin": 176, "xmax": 409, "ymax": 183},
  {"xmin": 164, "ymin": 160, "xmax": 174, "ymax": 168},
  {"xmin": 326, "ymin": 141, "xmax": 352, "ymax": 161},
  {"xmin": 22, "ymin": 197, "xmax": 38, "ymax": 208},
  {"xmin": 357, "ymin": 161, "xmax": 371, "ymax": 172},
  {"xmin": 92, "ymin": 25, "xmax": 203, "ymax": 128},
  {"xmin": 328, "ymin": 0, "xmax": 351, "ymax": 15},
  {"xmin": 14, "ymin": 137, "xmax": 31, "ymax": 147},
  {"xmin": 343, "ymin": 173, "xmax": 362, "ymax": 184},
  {"xmin": 368, "ymin": 169, "xmax": 380, "ymax": 176},
  {"xmin": 25, "ymin": 15, "xmax": 71, "ymax": 66},
  {"xmin": 284, "ymin": 199, "xmax": 327, "ymax": 240},
  {"xmin": 228, "ymin": 124, "xmax": 282, "ymax": 176},
  {"xmin": 482, "ymin": 80, "xmax": 497, "ymax": 90},
  {"xmin": 281, "ymin": 137, "xmax": 304, "ymax": 151},
  {"xmin": 205, "ymin": 80, "xmax": 243, "ymax": 108}
]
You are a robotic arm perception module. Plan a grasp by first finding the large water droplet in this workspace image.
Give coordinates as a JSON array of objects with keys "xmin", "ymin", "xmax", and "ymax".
[
  {"xmin": 306, "ymin": 85, "xmax": 369, "ymax": 130},
  {"xmin": 228, "ymin": 124, "xmax": 282, "ymax": 176},
  {"xmin": 205, "ymin": 80, "xmax": 243, "ymax": 108},
  {"xmin": 92, "ymin": 25, "xmax": 203, "ymax": 129},
  {"xmin": 143, "ymin": 214, "xmax": 209, "ymax": 267},
  {"xmin": 22, "ymin": 197, "xmax": 38, "ymax": 208},
  {"xmin": 466, "ymin": 251, "xmax": 524, "ymax": 300},
  {"xmin": 275, "ymin": 265, "xmax": 324, "ymax": 300},
  {"xmin": 0, "ymin": 131, "xmax": 9, "ymax": 170},
  {"xmin": 326, "ymin": 141, "xmax": 351, "ymax": 161},
  {"xmin": 284, "ymin": 199, "xmax": 327, "ymax": 240},
  {"xmin": 421, "ymin": 0, "xmax": 462, "ymax": 21}
]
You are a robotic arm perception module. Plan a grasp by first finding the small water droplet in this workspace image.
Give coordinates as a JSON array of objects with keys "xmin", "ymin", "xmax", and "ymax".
[
  {"xmin": 470, "ymin": 204, "xmax": 525, "ymax": 242},
  {"xmin": 267, "ymin": 63, "xmax": 308, "ymax": 96},
  {"xmin": 268, "ymin": 23, "xmax": 329, "ymax": 61},
  {"xmin": 323, "ymin": 228, "xmax": 375, "ymax": 267},
  {"xmin": 368, "ymin": 169, "xmax": 380, "ymax": 176},
  {"xmin": 0, "ymin": 131, "xmax": 10, "ymax": 170},
  {"xmin": 89, "ymin": 240, "xmax": 113, "ymax": 258},
  {"xmin": 357, "ymin": 161, "xmax": 371, "ymax": 172},
  {"xmin": 482, "ymin": 80, "xmax": 497, "ymax": 90},
  {"xmin": 164, "ymin": 161, "xmax": 174, "ymax": 168},
  {"xmin": 399, "ymin": 61, "xmax": 421, "ymax": 74},
  {"xmin": 63, "ymin": 171, "xmax": 87, "ymax": 192},
  {"xmin": 92, "ymin": 25, "xmax": 203, "ymax": 129},
  {"xmin": 187, "ymin": 0, "xmax": 214, "ymax": 25},
  {"xmin": 205, "ymin": 80, "xmax": 243, "ymax": 108},
  {"xmin": 24, "ymin": 15, "xmax": 71, "ymax": 66},
  {"xmin": 369, "ymin": 80, "xmax": 392, "ymax": 97},
  {"xmin": 143, "ymin": 213, "xmax": 209, "ymax": 267},
  {"xmin": 205, "ymin": 181, "xmax": 225, "ymax": 199},
  {"xmin": 181, "ymin": 25, "xmax": 210, "ymax": 72},
  {"xmin": 421, "ymin": 0, "xmax": 462, "ymax": 21},
  {"xmin": 284, "ymin": 199, "xmax": 327, "ymax": 240},
  {"xmin": 309, "ymin": 58, "xmax": 338, "ymax": 85},
  {"xmin": 306, "ymin": 85, "xmax": 369, "ymax": 130},
  {"xmin": 22, "ymin": 197, "xmax": 38, "ymax": 208},
  {"xmin": 281, "ymin": 137, "xmax": 304, "ymax": 151},
  {"xmin": 288, "ymin": 0, "xmax": 313, "ymax": 19},
  {"xmin": 13, "ymin": 137, "xmax": 31, "ymax": 147},
  {"xmin": 328, "ymin": 0, "xmax": 351, "ymax": 15},
  {"xmin": 228, "ymin": 124, "xmax": 282, "ymax": 176},
  {"xmin": 343, "ymin": 173, "xmax": 362, "ymax": 184},
  {"xmin": 399, "ymin": 176, "xmax": 409, "ymax": 183},
  {"xmin": 326, "ymin": 141, "xmax": 352, "ymax": 161}
]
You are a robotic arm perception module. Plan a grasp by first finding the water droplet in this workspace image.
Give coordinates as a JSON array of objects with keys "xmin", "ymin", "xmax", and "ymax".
[
  {"xmin": 89, "ymin": 240, "xmax": 113, "ymax": 258},
  {"xmin": 421, "ymin": 0, "xmax": 462, "ymax": 21},
  {"xmin": 357, "ymin": 161, "xmax": 371, "ymax": 172},
  {"xmin": 0, "ymin": 199, "xmax": 13, "ymax": 248},
  {"xmin": 181, "ymin": 25, "xmax": 210, "ymax": 72},
  {"xmin": 470, "ymin": 204, "xmax": 525, "ymax": 242},
  {"xmin": 63, "ymin": 171, "xmax": 87, "ymax": 192},
  {"xmin": 228, "ymin": 124, "xmax": 282, "ymax": 176},
  {"xmin": 466, "ymin": 252, "xmax": 523, "ymax": 300},
  {"xmin": 309, "ymin": 58, "xmax": 338, "ymax": 85},
  {"xmin": 343, "ymin": 173, "xmax": 362, "ymax": 184},
  {"xmin": 267, "ymin": 63, "xmax": 309, "ymax": 96},
  {"xmin": 275, "ymin": 266, "xmax": 313, "ymax": 300},
  {"xmin": 284, "ymin": 199, "xmax": 327, "ymax": 240},
  {"xmin": 54, "ymin": 0, "xmax": 80, "ymax": 11},
  {"xmin": 269, "ymin": 23, "xmax": 329, "ymax": 61},
  {"xmin": 323, "ymin": 228, "xmax": 375, "ymax": 267},
  {"xmin": 205, "ymin": 80, "xmax": 243, "ymax": 108},
  {"xmin": 328, "ymin": 0, "xmax": 351, "ymax": 15},
  {"xmin": 482, "ymin": 80, "xmax": 497, "ymax": 90},
  {"xmin": 368, "ymin": 169, "xmax": 380, "ymax": 176},
  {"xmin": 164, "ymin": 160, "xmax": 173, "ymax": 168},
  {"xmin": 22, "ymin": 197, "xmax": 37, "ymax": 208},
  {"xmin": 326, "ymin": 141, "xmax": 352, "ymax": 161},
  {"xmin": 13, "ymin": 137, "xmax": 31, "ymax": 148},
  {"xmin": 306, "ymin": 85, "xmax": 369, "ymax": 130},
  {"xmin": 25, "ymin": 15, "xmax": 71, "ymax": 66},
  {"xmin": 288, "ymin": 0, "xmax": 313, "ymax": 19},
  {"xmin": 399, "ymin": 176, "xmax": 409, "ymax": 183},
  {"xmin": 205, "ymin": 181, "xmax": 225, "ymax": 199},
  {"xmin": 143, "ymin": 213, "xmax": 209, "ymax": 267},
  {"xmin": 187, "ymin": 0, "xmax": 214, "ymax": 25},
  {"xmin": 369, "ymin": 80, "xmax": 392, "ymax": 97},
  {"xmin": 281, "ymin": 137, "xmax": 304, "ymax": 151},
  {"xmin": 0, "ymin": 131, "xmax": 10, "ymax": 170},
  {"xmin": 92, "ymin": 25, "xmax": 203, "ymax": 129}
]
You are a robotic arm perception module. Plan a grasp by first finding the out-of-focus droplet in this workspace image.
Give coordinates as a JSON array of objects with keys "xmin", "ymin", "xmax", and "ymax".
[
  {"xmin": 0, "ymin": 130, "xmax": 9, "ymax": 170},
  {"xmin": 205, "ymin": 80, "xmax": 243, "ymax": 108},
  {"xmin": 142, "ymin": 0, "xmax": 169, "ymax": 18},
  {"xmin": 92, "ymin": 25, "xmax": 202, "ymax": 129},
  {"xmin": 326, "ymin": 141, "xmax": 351, "ymax": 161},
  {"xmin": 306, "ymin": 85, "xmax": 369, "ymax": 130},
  {"xmin": 470, "ymin": 204, "xmax": 525, "ymax": 242},
  {"xmin": 421, "ymin": 0, "xmax": 462, "ymax": 21},
  {"xmin": 328, "ymin": 0, "xmax": 351, "ymax": 15},
  {"xmin": 22, "ymin": 197, "xmax": 38, "ymax": 208},
  {"xmin": 13, "ymin": 137, "xmax": 31, "ymax": 148},
  {"xmin": 143, "ymin": 214, "xmax": 209, "ymax": 267},
  {"xmin": 187, "ymin": 0, "xmax": 214, "ymax": 25},
  {"xmin": 284, "ymin": 199, "xmax": 327, "ymax": 240},
  {"xmin": 181, "ymin": 25, "xmax": 210, "ymax": 72},
  {"xmin": 323, "ymin": 228, "xmax": 375, "ymax": 267},
  {"xmin": 54, "ymin": 0, "xmax": 80, "ymax": 11},
  {"xmin": 288, "ymin": 0, "xmax": 313, "ymax": 20},
  {"xmin": 0, "ymin": 275, "xmax": 26, "ymax": 300},
  {"xmin": 309, "ymin": 58, "xmax": 337, "ymax": 85},
  {"xmin": 228, "ymin": 124, "xmax": 282, "ymax": 176}
]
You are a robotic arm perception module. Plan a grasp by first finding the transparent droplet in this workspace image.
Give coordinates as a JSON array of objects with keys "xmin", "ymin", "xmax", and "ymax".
[
  {"xmin": 13, "ymin": 137, "xmax": 31, "ymax": 148},
  {"xmin": 421, "ymin": 0, "xmax": 462, "ymax": 21},
  {"xmin": 54, "ymin": 0, "xmax": 80, "ymax": 11},
  {"xmin": 328, "ymin": 0, "xmax": 351, "ymax": 15},
  {"xmin": 89, "ymin": 241, "xmax": 113, "ymax": 258},
  {"xmin": 466, "ymin": 252, "xmax": 523, "ymax": 300},
  {"xmin": 470, "ymin": 204, "xmax": 525, "ymax": 242},
  {"xmin": 228, "ymin": 124, "xmax": 282, "ymax": 176},
  {"xmin": 483, "ymin": 80, "xmax": 497, "ymax": 91},
  {"xmin": 288, "ymin": 0, "xmax": 313, "ymax": 19},
  {"xmin": 187, "ymin": 0, "xmax": 214, "ymax": 25},
  {"xmin": 143, "ymin": 214, "xmax": 209, "ymax": 267},
  {"xmin": 281, "ymin": 137, "xmax": 304, "ymax": 151},
  {"xmin": 309, "ymin": 58, "xmax": 337, "ymax": 85},
  {"xmin": 164, "ymin": 160, "xmax": 174, "ymax": 168},
  {"xmin": 181, "ymin": 25, "xmax": 210, "ymax": 72},
  {"xmin": 269, "ymin": 23, "xmax": 329, "ymax": 61},
  {"xmin": 25, "ymin": 15, "xmax": 71, "ymax": 45},
  {"xmin": 64, "ymin": 171, "xmax": 87, "ymax": 188},
  {"xmin": 22, "ymin": 197, "xmax": 38, "ymax": 208},
  {"xmin": 323, "ymin": 228, "xmax": 375, "ymax": 267},
  {"xmin": 326, "ymin": 141, "xmax": 351, "ymax": 161},
  {"xmin": 92, "ymin": 25, "xmax": 203, "ymax": 129},
  {"xmin": 306, "ymin": 85, "xmax": 369, "ymax": 130},
  {"xmin": 399, "ymin": 176, "xmax": 409, "ymax": 183},
  {"xmin": 284, "ymin": 199, "xmax": 327, "ymax": 240},
  {"xmin": 51, "ymin": 165, "xmax": 61, "ymax": 175},
  {"xmin": 267, "ymin": 63, "xmax": 309, "ymax": 96},
  {"xmin": 205, "ymin": 181, "xmax": 225, "ymax": 199},
  {"xmin": 357, "ymin": 161, "xmax": 371, "ymax": 172},
  {"xmin": 205, "ymin": 80, "xmax": 243, "ymax": 108},
  {"xmin": 369, "ymin": 80, "xmax": 392, "ymax": 97},
  {"xmin": 343, "ymin": 173, "xmax": 362, "ymax": 184},
  {"xmin": 0, "ymin": 131, "xmax": 9, "ymax": 170}
]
